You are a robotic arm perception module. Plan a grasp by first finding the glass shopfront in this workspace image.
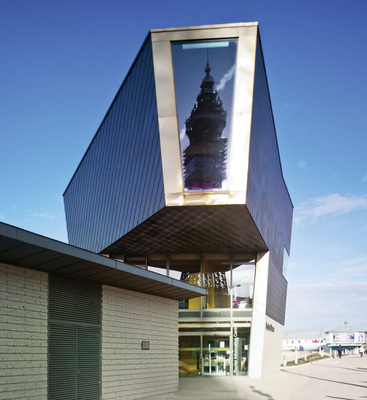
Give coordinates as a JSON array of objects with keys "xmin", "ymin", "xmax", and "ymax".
[
  {"xmin": 179, "ymin": 336, "xmax": 201, "ymax": 376},
  {"xmin": 233, "ymin": 327, "xmax": 250, "ymax": 375},
  {"xmin": 179, "ymin": 328, "xmax": 250, "ymax": 377},
  {"xmin": 202, "ymin": 335, "xmax": 230, "ymax": 375}
]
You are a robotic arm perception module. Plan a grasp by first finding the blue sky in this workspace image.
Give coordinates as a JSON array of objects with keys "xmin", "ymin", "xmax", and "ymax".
[{"xmin": 1, "ymin": 0, "xmax": 366, "ymax": 331}]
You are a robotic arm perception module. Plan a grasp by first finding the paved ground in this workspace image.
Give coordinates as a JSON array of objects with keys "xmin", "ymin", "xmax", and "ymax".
[{"xmin": 144, "ymin": 355, "xmax": 367, "ymax": 399}]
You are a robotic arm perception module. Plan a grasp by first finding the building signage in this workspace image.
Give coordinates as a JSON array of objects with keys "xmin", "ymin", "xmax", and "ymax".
[
  {"xmin": 266, "ymin": 323, "xmax": 275, "ymax": 332},
  {"xmin": 332, "ymin": 332, "xmax": 364, "ymax": 343}
]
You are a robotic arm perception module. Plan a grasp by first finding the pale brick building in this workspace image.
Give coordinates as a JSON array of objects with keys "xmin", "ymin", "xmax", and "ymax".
[{"xmin": 0, "ymin": 223, "xmax": 203, "ymax": 400}]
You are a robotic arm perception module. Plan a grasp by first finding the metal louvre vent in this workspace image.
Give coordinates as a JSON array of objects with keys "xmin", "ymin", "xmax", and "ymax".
[
  {"xmin": 49, "ymin": 274, "xmax": 101, "ymax": 325},
  {"xmin": 77, "ymin": 325, "xmax": 101, "ymax": 399},
  {"xmin": 48, "ymin": 275, "xmax": 101, "ymax": 400},
  {"xmin": 49, "ymin": 323, "xmax": 77, "ymax": 399}
]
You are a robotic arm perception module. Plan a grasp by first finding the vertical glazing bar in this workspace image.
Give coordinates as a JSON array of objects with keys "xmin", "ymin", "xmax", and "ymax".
[
  {"xmin": 166, "ymin": 254, "xmax": 169, "ymax": 277},
  {"xmin": 200, "ymin": 334, "xmax": 203, "ymax": 376},
  {"xmin": 229, "ymin": 253, "xmax": 234, "ymax": 376},
  {"xmin": 200, "ymin": 253, "xmax": 203, "ymax": 317}
]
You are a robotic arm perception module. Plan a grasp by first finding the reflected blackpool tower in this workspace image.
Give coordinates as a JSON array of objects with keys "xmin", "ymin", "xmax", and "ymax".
[{"xmin": 183, "ymin": 62, "xmax": 227, "ymax": 190}]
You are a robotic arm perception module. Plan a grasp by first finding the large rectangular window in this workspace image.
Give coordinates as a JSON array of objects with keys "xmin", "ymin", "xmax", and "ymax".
[
  {"xmin": 232, "ymin": 263, "xmax": 255, "ymax": 309},
  {"xmin": 171, "ymin": 39, "xmax": 238, "ymax": 191}
]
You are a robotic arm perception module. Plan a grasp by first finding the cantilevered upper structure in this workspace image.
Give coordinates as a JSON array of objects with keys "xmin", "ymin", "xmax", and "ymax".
[{"xmin": 64, "ymin": 23, "xmax": 293, "ymax": 378}]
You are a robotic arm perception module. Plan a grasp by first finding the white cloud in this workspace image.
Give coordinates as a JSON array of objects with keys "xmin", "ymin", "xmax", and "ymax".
[
  {"xmin": 297, "ymin": 160, "xmax": 308, "ymax": 171},
  {"xmin": 328, "ymin": 257, "xmax": 367, "ymax": 281},
  {"xmin": 216, "ymin": 65, "xmax": 235, "ymax": 91},
  {"xmin": 179, "ymin": 128, "xmax": 189, "ymax": 152},
  {"xmin": 287, "ymin": 255, "xmax": 367, "ymax": 285},
  {"xmin": 29, "ymin": 212, "xmax": 54, "ymax": 219},
  {"xmin": 317, "ymin": 246, "xmax": 349, "ymax": 254},
  {"xmin": 285, "ymin": 280, "xmax": 367, "ymax": 330},
  {"xmin": 307, "ymin": 257, "xmax": 367, "ymax": 286},
  {"xmin": 294, "ymin": 193, "xmax": 367, "ymax": 224},
  {"xmin": 179, "ymin": 128, "xmax": 186, "ymax": 142},
  {"xmin": 281, "ymin": 101, "xmax": 300, "ymax": 115},
  {"xmin": 329, "ymin": 172, "xmax": 339, "ymax": 179}
]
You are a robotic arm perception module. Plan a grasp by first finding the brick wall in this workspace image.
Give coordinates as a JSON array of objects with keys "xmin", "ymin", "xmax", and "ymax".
[
  {"xmin": 102, "ymin": 285, "xmax": 179, "ymax": 399},
  {"xmin": 0, "ymin": 263, "xmax": 48, "ymax": 400}
]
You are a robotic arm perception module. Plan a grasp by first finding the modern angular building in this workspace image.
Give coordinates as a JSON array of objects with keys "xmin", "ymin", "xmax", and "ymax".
[{"xmin": 64, "ymin": 22, "xmax": 293, "ymax": 380}]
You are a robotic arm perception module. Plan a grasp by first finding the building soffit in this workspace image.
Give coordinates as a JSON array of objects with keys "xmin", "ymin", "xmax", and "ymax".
[
  {"xmin": 103, "ymin": 204, "xmax": 268, "ymax": 260},
  {"xmin": 0, "ymin": 222, "xmax": 205, "ymax": 300}
]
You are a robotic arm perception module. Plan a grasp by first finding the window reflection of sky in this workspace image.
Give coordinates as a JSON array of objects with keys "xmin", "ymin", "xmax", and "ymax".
[
  {"xmin": 171, "ymin": 40, "xmax": 237, "ymax": 190},
  {"xmin": 232, "ymin": 264, "xmax": 255, "ymax": 298}
]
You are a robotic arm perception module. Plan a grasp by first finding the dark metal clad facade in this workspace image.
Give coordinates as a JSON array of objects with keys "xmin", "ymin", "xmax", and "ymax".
[
  {"xmin": 266, "ymin": 263, "xmax": 288, "ymax": 325},
  {"xmin": 247, "ymin": 35, "xmax": 293, "ymax": 263},
  {"xmin": 64, "ymin": 37, "xmax": 165, "ymax": 253},
  {"xmin": 48, "ymin": 275, "xmax": 101, "ymax": 400},
  {"xmin": 248, "ymin": 34, "xmax": 293, "ymax": 325}
]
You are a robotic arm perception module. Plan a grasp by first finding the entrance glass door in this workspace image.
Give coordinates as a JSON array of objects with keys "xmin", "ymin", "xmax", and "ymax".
[
  {"xmin": 202, "ymin": 336, "xmax": 230, "ymax": 375},
  {"xmin": 179, "ymin": 336, "xmax": 201, "ymax": 376}
]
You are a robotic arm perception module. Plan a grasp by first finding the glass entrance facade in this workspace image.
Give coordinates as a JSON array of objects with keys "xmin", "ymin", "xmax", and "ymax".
[
  {"xmin": 202, "ymin": 335, "xmax": 230, "ymax": 375},
  {"xmin": 140, "ymin": 252, "xmax": 255, "ymax": 377},
  {"xmin": 179, "ymin": 328, "xmax": 250, "ymax": 376},
  {"xmin": 179, "ymin": 336, "xmax": 201, "ymax": 376}
]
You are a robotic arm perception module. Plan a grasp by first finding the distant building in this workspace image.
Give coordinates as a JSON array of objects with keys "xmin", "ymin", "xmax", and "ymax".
[
  {"xmin": 283, "ymin": 329, "xmax": 327, "ymax": 351},
  {"xmin": 325, "ymin": 323, "xmax": 366, "ymax": 353}
]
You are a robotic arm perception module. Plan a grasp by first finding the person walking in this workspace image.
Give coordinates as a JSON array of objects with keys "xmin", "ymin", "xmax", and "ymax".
[
  {"xmin": 338, "ymin": 345, "xmax": 343, "ymax": 359},
  {"xmin": 359, "ymin": 346, "xmax": 364, "ymax": 358}
]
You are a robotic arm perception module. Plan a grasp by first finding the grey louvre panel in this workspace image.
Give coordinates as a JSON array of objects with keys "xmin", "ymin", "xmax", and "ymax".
[
  {"xmin": 64, "ymin": 36, "xmax": 165, "ymax": 253},
  {"xmin": 49, "ymin": 274, "xmax": 101, "ymax": 325},
  {"xmin": 49, "ymin": 275, "xmax": 101, "ymax": 400},
  {"xmin": 77, "ymin": 326, "xmax": 101, "ymax": 400},
  {"xmin": 49, "ymin": 323, "xmax": 77, "ymax": 399}
]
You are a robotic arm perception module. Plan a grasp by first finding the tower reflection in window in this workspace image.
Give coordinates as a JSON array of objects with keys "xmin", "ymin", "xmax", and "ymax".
[{"xmin": 172, "ymin": 39, "xmax": 238, "ymax": 191}]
